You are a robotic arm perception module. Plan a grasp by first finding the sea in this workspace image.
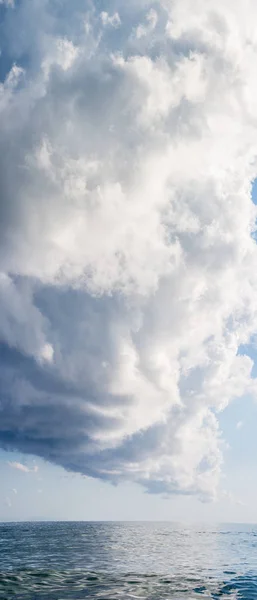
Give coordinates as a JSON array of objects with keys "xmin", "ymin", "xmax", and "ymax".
[{"xmin": 0, "ymin": 521, "xmax": 256, "ymax": 599}]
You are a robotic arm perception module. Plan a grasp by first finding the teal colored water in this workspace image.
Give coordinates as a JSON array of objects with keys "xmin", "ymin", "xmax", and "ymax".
[{"xmin": 0, "ymin": 522, "xmax": 257, "ymax": 598}]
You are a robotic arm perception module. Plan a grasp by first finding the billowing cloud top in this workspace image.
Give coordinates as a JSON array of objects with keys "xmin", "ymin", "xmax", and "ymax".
[{"xmin": 0, "ymin": 0, "xmax": 257, "ymax": 500}]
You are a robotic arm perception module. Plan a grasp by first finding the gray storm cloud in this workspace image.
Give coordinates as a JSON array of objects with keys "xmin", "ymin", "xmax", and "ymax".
[{"xmin": 0, "ymin": 0, "xmax": 257, "ymax": 499}]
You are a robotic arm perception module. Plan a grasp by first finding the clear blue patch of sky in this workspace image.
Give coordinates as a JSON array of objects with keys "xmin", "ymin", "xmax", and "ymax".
[
  {"xmin": 238, "ymin": 341, "xmax": 257, "ymax": 377},
  {"xmin": 0, "ymin": 51, "xmax": 14, "ymax": 82},
  {"xmin": 218, "ymin": 394, "xmax": 257, "ymax": 468},
  {"xmin": 0, "ymin": 0, "xmax": 41, "ymax": 81},
  {"xmin": 236, "ymin": 176, "xmax": 257, "ymax": 374},
  {"xmin": 0, "ymin": 4, "xmax": 12, "ymax": 81},
  {"xmin": 252, "ymin": 178, "xmax": 257, "ymax": 205}
]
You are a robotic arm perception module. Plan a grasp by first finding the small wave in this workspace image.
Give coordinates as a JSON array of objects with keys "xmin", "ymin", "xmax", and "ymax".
[{"xmin": 0, "ymin": 570, "xmax": 256, "ymax": 599}]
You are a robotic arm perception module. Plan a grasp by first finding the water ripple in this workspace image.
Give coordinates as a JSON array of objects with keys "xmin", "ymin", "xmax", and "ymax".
[{"xmin": 0, "ymin": 522, "xmax": 256, "ymax": 598}]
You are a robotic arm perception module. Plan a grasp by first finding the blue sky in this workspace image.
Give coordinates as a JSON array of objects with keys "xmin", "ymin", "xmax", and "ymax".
[{"xmin": 1, "ymin": 0, "xmax": 257, "ymax": 523}]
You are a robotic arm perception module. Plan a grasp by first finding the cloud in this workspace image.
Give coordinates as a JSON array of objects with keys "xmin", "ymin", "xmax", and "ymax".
[
  {"xmin": 0, "ymin": 0, "xmax": 14, "ymax": 6},
  {"xmin": 5, "ymin": 497, "xmax": 12, "ymax": 507},
  {"xmin": 135, "ymin": 9, "xmax": 158, "ymax": 38},
  {"xmin": 12, "ymin": 488, "xmax": 17, "ymax": 494},
  {"xmin": 222, "ymin": 490, "xmax": 246, "ymax": 508},
  {"xmin": 101, "ymin": 12, "xmax": 121, "ymax": 28},
  {"xmin": 236, "ymin": 421, "xmax": 243, "ymax": 430},
  {"xmin": 0, "ymin": 0, "xmax": 257, "ymax": 501},
  {"xmin": 8, "ymin": 461, "xmax": 39, "ymax": 473},
  {"xmin": 8, "ymin": 462, "xmax": 31, "ymax": 473}
]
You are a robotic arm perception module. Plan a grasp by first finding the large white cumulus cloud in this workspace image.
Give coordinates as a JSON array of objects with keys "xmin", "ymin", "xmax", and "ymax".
[{"xmin": 0, "ymin": 0, "xmax": 257, "ymax": 499}]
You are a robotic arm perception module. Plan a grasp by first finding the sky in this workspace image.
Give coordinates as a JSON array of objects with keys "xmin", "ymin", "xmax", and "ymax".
[{"xmin": 1, "ymin": 0, "xmax": 257, "ymax": 522}]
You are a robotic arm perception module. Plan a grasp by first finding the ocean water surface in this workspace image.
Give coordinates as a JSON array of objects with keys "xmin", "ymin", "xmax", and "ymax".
[{"xmin": 0, "ymin": 521, "xmax": 256, "ymax": 599}]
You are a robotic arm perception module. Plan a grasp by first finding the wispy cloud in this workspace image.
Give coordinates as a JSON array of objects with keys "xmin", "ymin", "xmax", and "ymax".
[
  {"xmin": 100, "ymin": 11, "xmax": 121, "ymax": 28},
  {"xmin": 236, "ymin": 421, "xmax": 244, "ymax": 430},
  {"xmin": 8, "ymin": 462, "xmax": 39, "ymax": 473},
  {"xmin": 0, "ymin": 0, "xmax": 15, "ymax": 7},
  {"xmin": 222, "ymin": 490, "xmax": 246, "ymax": 508}
]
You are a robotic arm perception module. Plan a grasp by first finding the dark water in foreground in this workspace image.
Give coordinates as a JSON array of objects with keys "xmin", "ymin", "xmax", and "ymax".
[{"xmin": 0, "ymin": 522, "xmax": 257, "ymax": 599}]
